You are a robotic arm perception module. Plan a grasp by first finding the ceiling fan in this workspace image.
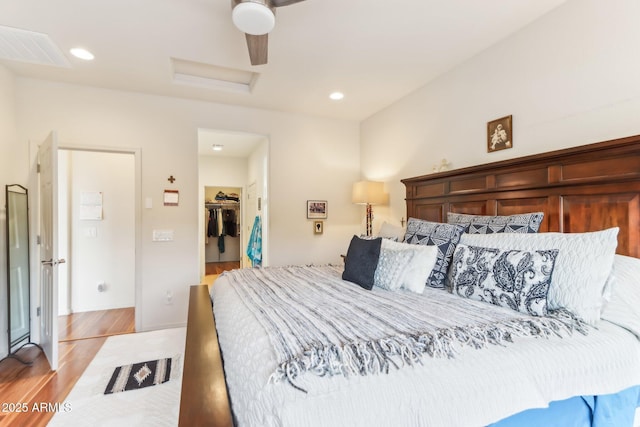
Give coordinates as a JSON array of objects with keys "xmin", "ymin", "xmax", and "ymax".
[{"xmin": 231, "ymin": 0, "xmax": 307, "ymax": 66}]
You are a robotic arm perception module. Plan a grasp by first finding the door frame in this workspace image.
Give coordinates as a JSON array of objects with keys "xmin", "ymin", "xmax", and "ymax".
[{"xmin": 56, "ymin": 144, "xmax": 143, "ymax": 332}]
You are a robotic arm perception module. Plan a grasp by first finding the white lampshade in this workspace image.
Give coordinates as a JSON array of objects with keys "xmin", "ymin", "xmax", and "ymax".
[
  {"xmin": 232, "ymin": 2, "xmax": 276, "ymax": 35},
  {"xmin": 352, "ymin": 181, "xmax": 387, "ymax": 205}
]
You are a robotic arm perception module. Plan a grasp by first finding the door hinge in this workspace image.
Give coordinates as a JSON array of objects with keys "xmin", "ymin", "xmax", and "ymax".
[
  {"xmin": 37, "ymin": 163, "xmax": 40, "ymax": 173},
  {"xmin": 36, "ymin": 307, "xmax": 41, "ymax": 317},
  {"xmin": 36, "ymin": 235, "xmax": 41, "ymax": 245}
]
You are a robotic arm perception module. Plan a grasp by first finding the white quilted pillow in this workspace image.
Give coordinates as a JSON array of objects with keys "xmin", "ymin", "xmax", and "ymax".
[
  {"xmin": 459, "ymin": 228, "xmax": 619, "ymax": 325},
  {"xmin": 375, "ymin": 239, "xmax": 438, "ymax": 294},
  {"xmin": 601, "ymin": 255, "xmax": 640, "ymax": 339},
  {"xmin": 374, "ymin": 243, "xmax": 415, "ymax": 291},
  {"xmin": 378, "ymin": 221, "xmax": 406, "ymax": 241}
]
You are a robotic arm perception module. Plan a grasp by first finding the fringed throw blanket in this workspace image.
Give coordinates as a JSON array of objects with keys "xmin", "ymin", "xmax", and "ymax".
[{"xmin": 222, "ymin": 265, "xmax": 587, "ymax": 389}]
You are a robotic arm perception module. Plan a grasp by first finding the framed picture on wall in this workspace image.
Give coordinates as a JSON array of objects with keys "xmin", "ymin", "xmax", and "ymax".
[
  {"xmin": 163, "ymin": 189, "xmax": 179, "ymax": 206},
  {"xmin": 313, "ymin": 221, "xmax": 323, "ymax": 234},
  {"xmin": 307, "ymin": 200, "xmax": 327, "ymax": 219},
  {"xmin": 487, "ymin": 115, "xmax": 513, "ymax": 153}
]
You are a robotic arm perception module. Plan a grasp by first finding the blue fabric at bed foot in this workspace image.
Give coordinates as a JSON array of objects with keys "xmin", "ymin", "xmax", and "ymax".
[{"xmin": 488, "ymin": 385, "xmax": 640, "ymax": 427}]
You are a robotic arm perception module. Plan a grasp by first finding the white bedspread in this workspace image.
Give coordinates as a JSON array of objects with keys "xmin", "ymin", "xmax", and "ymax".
[{"xmin": 212, "ymin": 256, "xmax": 640, "ymax": 427}]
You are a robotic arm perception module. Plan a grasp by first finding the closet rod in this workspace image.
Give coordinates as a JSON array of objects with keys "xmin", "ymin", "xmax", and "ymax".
[{"xmin": 205, "ymin": 203, "xmax": 240, "ymax": 209}]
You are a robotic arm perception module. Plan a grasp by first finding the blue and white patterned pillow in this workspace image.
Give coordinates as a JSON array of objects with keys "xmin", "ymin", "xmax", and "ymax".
[
  {"xmin": 449, "ymin": 243, "xmax": 559, "ymax": 316},
  {"xmin": 459, "ymin": 228, "xmax": 618, "ymax": 325},
  {"xmin": 447, "ymin": 212, "xmax": 544, "ymax": 234},
  {"xmin": 403, "ymin": 218, "xmax": 466, "ymax": 289}
]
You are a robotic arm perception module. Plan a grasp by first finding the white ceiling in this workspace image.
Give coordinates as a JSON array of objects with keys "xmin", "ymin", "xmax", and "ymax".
[
  {"xmin": 198, "ymin": 128, "xmax": 265, "ymax": 157},
  {"xmin": 0, "ymin": 0, "xmax": 567, "ymax": 122}
]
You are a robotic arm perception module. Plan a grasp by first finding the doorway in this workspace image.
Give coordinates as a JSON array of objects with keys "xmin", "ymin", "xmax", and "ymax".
[
  {"xmin": 198, "ymin": 128, "xmax": 269, "ymax": 282},
  {"xmin": 204, "ymin": 186, "xmax": 241, "ymax": 282},
  {"xmin": 56, "ymin": 149, "xmax": 136, "ymax": 340}
]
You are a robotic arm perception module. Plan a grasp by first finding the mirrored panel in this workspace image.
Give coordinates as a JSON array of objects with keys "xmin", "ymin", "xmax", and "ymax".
[{"xmin": 6, "ymin": 184, "xmax": 30, "ymax": 352}]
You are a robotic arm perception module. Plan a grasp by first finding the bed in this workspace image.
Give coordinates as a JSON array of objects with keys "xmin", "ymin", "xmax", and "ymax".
[{"xmin": 179, "ymin": 134, "xmax": 640, "ymax": 426}]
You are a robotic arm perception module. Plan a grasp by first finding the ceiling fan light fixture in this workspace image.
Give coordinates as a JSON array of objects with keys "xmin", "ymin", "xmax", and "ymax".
[{"xmin": 232, "ymin": 2, "xmax": 275, "ymax": 36}]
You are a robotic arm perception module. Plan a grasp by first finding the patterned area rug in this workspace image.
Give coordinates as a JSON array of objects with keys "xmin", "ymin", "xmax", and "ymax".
[
  {"xmin": 49, "ymin": 327, "xmax": 185, "ymax": 427},
  {"xmin": 104, "ymin": 357, "xmax": 172, "ymax": 394}
]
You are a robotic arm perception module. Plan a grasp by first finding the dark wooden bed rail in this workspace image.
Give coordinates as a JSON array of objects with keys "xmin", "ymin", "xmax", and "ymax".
[
  {"xmin": 402, "ymin": 134, "xmax": 640, "ymax": 257},
  {"xmin": 179, "ymin": 285, "xmax": 233, "ymax": 427}
]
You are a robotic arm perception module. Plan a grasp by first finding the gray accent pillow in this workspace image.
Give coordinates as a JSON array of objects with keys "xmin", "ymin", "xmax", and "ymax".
[
  {"xmin": 449, "ymin": 244, "xmax": 559, "ymax": 316},
  {"xmin": 447, "ymin": 212, "xmax": 544, "ymax": 234},
  {"xmin": 403, "ymin": 218, "xmax": 466, "ymax": 289}
]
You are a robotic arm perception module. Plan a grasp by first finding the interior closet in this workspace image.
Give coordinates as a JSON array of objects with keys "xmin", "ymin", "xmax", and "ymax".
[{"xmin": 205, "ymin": 186, "xmax": 241, "ymax": 265}]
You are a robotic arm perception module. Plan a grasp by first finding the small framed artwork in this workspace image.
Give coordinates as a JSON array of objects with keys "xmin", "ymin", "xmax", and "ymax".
[
  {"xmin": 487, "ymin": 115, "xmax": 513, "ymax": 153},
  {"xmin": 313, "ymin": 221, "xmax": 323, "ymax": 234},
  {"xmin": 163, "ymin": 189, "xmax": 179, "ymax": 206},
  {"xmin": 307, "ymin": 200, "xmax": 327, "ymax": 219}
]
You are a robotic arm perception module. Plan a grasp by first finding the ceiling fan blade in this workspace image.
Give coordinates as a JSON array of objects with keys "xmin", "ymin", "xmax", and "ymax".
[
  {"xmin": 271, "ymin": 0, "xmax": 306, "ymax": 7},
  {"xmin": 246, "ymin": 33, "xmax": 268, "ymax": 66}
]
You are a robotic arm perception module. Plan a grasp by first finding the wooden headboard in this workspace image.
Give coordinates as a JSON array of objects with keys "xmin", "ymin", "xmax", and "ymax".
[{"xmin": 402, "ymin": 134, "xmax": 640, "ymax": 258}]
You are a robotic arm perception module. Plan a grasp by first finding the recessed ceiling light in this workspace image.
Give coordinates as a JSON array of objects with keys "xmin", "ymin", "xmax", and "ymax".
[
  {"xmin": 70, "ymin": 47, "xmax": 94, "ymax": 60},
  {"xmin": 212, "ymin": 144, "xmax": 224, "ymax": 151},
  {"xmin": 329, "ymin": 92, "xmax": 344, "ymax": 101}
]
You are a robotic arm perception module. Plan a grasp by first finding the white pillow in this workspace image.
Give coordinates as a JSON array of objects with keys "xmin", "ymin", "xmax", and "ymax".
[
  {"xmin": 379, "ymin": 221, "xmax": 406, "ymax": 241},
  {"xmin": 459, "ymin": 228, "xmax": 619, "ymax": 325},
  {"xmin": 601, "ymin": 255, "xmax": 640, "ymax": 339},
  {"xmin": 374, "ymin": 239, "xmax": 438, "ymax": 294},
  {"xmin": 374, "ymin": 242, "xmax": 414, "ymax": 291}
]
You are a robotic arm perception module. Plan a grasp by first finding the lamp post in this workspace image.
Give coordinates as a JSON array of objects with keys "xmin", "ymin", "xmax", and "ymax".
[{"xmin": 352, "ymin": 181, "xmax": 387, "ymax": 236}]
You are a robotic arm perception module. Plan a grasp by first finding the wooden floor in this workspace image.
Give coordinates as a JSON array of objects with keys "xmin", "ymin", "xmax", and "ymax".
[
  {"xmin": 59, "ymin": 307, "xmax": 135, "ymax": 341},
  {"xmin": 203, "ymin": 261, "xmax": 240, "ymax": 287},
  {"xmin": 0, "ymin": 308, "xmax": 135, "ymax": 427},
  {"xmin": 205, "ymin": 261, "xmax": 240, "ymax": 275}
]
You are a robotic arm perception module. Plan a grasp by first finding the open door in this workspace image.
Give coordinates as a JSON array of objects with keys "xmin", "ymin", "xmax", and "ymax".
[{"xmin": 38, "ymin": 132, "xmax": 64, "ymax": 370}]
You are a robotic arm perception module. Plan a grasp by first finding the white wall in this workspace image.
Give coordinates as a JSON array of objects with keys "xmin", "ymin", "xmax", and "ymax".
[
  {"xmin": 15, "ymin": 79, "xmax": 361, "ymax": 331},
  {"xmin": 67, "ymin": 150, "xmax": 135, "ymax": 312},
  {"xmin": 0, "ymin": 65, "xmax": 18, "ymax": 358},
  {"xmin": 246, "ymin": 140, "xmax": 268, "ymax": 266},
  {"xmin": 59, "ymin": 150, "xmax": 135, "ymax": 314},
  {"xmin": 361, "ymin": 0, "xmax": 640, "ymax": 225},
  {"xmin": 267, "ymin": 121, "xmax": 362, "ymax": 264}
]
